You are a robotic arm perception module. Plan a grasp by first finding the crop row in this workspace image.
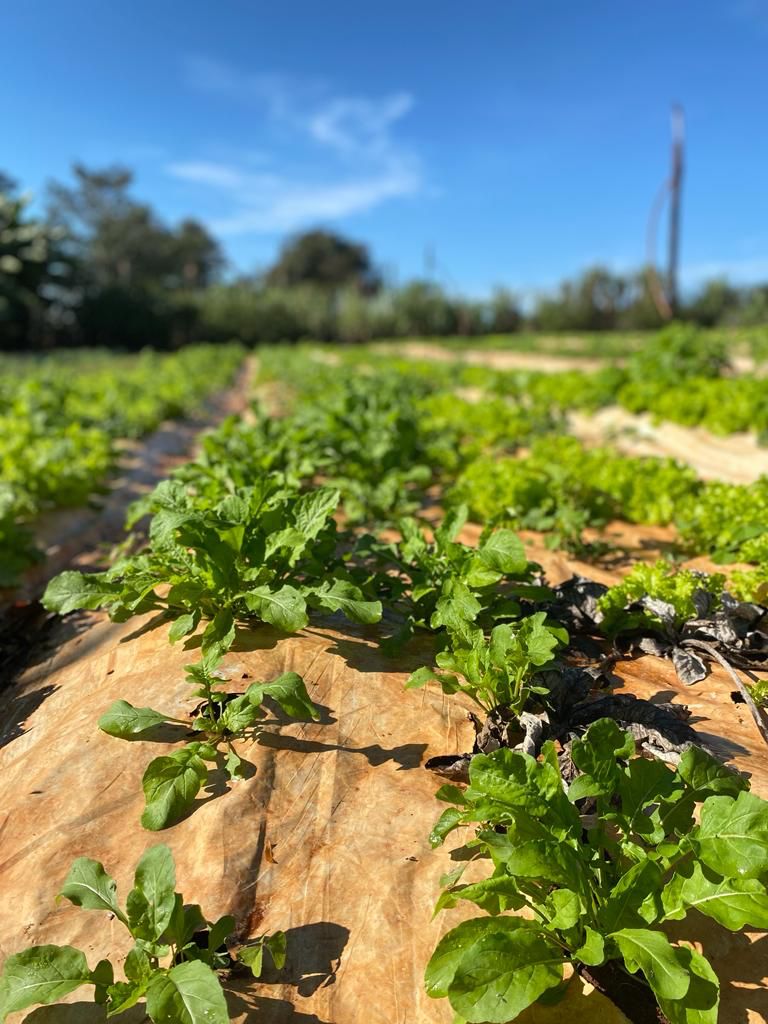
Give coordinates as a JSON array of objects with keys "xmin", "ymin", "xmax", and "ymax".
[
  {"xmin": 332, "ymin": 322, "xmax": 768, "ymax": 439},
  {"xmin": 4, "ymin": 349, "xmax": 767, "ymax": 1023},
  {"xmin": 0, "ymin": 343, "xmax": 245, "ymax": 586},
  {"xmin": 256, "ymin": 345, "xmax": 768, "ymax": 600}
]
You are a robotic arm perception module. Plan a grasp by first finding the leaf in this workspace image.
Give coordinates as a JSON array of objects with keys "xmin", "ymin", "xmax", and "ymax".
[
  {"xmin": 237, "ymin": 944, "xmax": 264, "ymax": 978},
  {"xmin": 611, "ymin": 928, "xmax": 690, "ymax": 1000},
  {"xmin": 292, "ymin": 487, "xmax": 340, "ymax": 541},
  {"xmin": 201, "ymin": 608, "xmax": 235, "ymax": 661},
  {"xmin": 545, "ymin": 889, "xmax": 583, "ymax": 930},
  {"xmin": 435, "ymin": 506, "xmax": 468, "ymax": 548},
  {"xmin": 692, "ymin": 791, "xmax": 768, "ymax": 879},
  {"xmin": 468, "ymin": 748, "xmax": 578, "ymax": 829},
  {"xmin": 145, "ymin": 960, "xmax": 229, "ymax": 1024},
  {"xmin": 58, "ymin": 857, "xmax": 127, "ymax": 925},
  {"xmin": 662, "ymin": 861, "xmax": 768, "ymax": 930},
  {"xmin": 600, "ymin": 861, "xmax": 664, "ymax": 931},
  {"xmin": 311, "ymin": 579, "xmax": 382, "ymax": 624},
  {"xmin": 126, "ymin": 845, "xmax": 177, "ymax": 943},
  {"xmin": 430, "ymin": 580, "xmax": 482, "ymax": 632},
  {"xmin": 677, "ymin": 746, "xmax": 748, "ymax": 800},
  {"xmin": 520, "ymin": 613, "xmax": 563, "ymax": 666},
  {"xmin": 436, "ymin": 876, "xmax": 525, "ymax": 916},
  {"xmin": 168, "ymin": 612, "xmax": 200, "ymax": 644},
  {"xmin": 248, "ymin": 672, "xmax": 319, "ymax": 721},
  {"xmin": 430, "ymin": 808, "xmax": 465, "ymax": 848},
  {"xmin": 448, "ymin": 926, "xmax": 564, "ymax": 1023},
  {"xmin": 0, "ymin": 945, "xmax": 92, "ymax": 1019},
  {"xmin": 106, "ymin": 977, "xmax": 149, "ymax": 1016},
  {"xmin": 425, "ymin": 917, "xmax": 523, "ymax": 999},
  {"xmin": 656, "ymin": 946, "xmax": 719, "ymax": 1024},
  {"xmin": 570, "ymin": 718, "xmax": 635, "ymax": 796},
  {"xmin": 207, "ymin": 915, "xmax": 235, "ymax": 952},
  {"xmin": 42, "ymin": 570, "xmax": 120, "ymax": 614},
  {"xmin": 264, "ymin": 931, "xmax": 287, "ymax": 970},
  {"xmin": 573, "ymin": 927, "xmax": 605, "ymax": 967},
  {"xmin": 502, "ymin": 840, "xmax": 585, "ymax": 890},
  {"xmin": 99, "ymin": 700, "xmax": 169, "ymax": 739},
  {"xmin": 405, "ymin": 666, "xmax": 440, "ymax": 690},
  {"xmin": 141, "ymin": 747, "xmax": 208, "ymax": 831},
  {"xmin": 244, "ymin": 584, "xmax": 308, "ymax": 632},
  {"xmin": 219, "ymin": 694, "xmax": 263, "ymax": 733},
  {"xmin": 671, "ymin": 646, "xmax": 708, "ymax": 685},
  {"xmin": 478, "ymin": 530, "xmax": 528, "ymax": 574}
]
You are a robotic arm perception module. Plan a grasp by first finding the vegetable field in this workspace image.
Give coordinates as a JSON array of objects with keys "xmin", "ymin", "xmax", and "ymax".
[{"xmin": 1, "ymin": 327, "xmax": 768, "ymax": 1024}]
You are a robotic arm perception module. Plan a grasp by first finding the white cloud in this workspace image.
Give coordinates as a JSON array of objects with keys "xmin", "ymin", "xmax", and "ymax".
[
  {"xmin": 167, "ymin": 157, "xmax": 420, "ymax": 235},
  {"xmin": 171, "ymin": 56, "xmax": 423, "ymax": 235}
]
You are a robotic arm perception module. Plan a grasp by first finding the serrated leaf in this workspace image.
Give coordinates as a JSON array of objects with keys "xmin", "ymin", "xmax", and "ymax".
[{"xmin": 478, "ymin": 529, "xmax": 528, "ymax": 574}]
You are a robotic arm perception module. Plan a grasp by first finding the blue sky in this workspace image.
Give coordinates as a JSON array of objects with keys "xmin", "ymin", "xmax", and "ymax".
[{"xmin": 5, "ymin": 1, "xmax": 768, "ymax": 295}]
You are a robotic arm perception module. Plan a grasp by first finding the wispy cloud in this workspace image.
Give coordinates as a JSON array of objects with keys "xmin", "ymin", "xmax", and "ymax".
[{"xmin": 170, "ymin": 56, "xmax": 423, "ymax": 235}]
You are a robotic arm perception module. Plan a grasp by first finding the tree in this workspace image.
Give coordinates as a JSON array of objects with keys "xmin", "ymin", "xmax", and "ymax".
[
  {"xmin": 46, "ymin": 164, "xmax": 224, "ymax": 347},
  {"xmin": 0, "ymin": 175, "xmax": 67, "ymax": 349},
  {"xmin": 47, "ymin": 165, "xmax": 223, "ymax": 293},
  {"xmin": 265, "ymin": 229, "xmax": 379, "ymax": 292}
]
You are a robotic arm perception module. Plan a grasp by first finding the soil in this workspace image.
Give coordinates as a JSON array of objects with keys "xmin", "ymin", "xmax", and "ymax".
[{"xmin": 579, "ymin": 962, "xmax": 670, "ymax": 1024}]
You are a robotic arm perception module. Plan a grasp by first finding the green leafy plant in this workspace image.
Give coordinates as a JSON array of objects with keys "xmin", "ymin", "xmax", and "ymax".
[
  {"xmin": 43, "ymin": 480, "xmax": 382, "ymax": 637},
  {"xmin": 0, "ymin": 844, "xmax": 285, "ymax": 1022},
  {"xmin": 426, "ymin": 718, "xmax": 768, "ymax": 1024},
  {"xmin": 407, "ymin": 612, "xmax": 567, "ymax": 717},
  {"xmin": 597, "ymin": 560, "xmax": 726, "ymax": 637},
  {"xmin": 99, "ymin": 642, "xmax": 320, "ymax": 830},
  {"xmin": 357, "ymin": 506, "xmax": 549, "ymax": 651}
]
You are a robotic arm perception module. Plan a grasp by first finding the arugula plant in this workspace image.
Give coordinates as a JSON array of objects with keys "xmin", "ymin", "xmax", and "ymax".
[
  {"xmin": 43, "ymin": 479, "xmax": 382, "ymax": 637},
  {"xmin": 0, "ymin": 844, "xmax": 285, "ymax": 1023},
  {"xmin": 426, "ymin": 718, "xmax": 768, "ymax": 1024},
  {"xmin": 100, "ymin": 639, "xmax": 320, "ymax": 830},
  {"xmin": 407, "ymin": 612, "xmax": 567, "ymax": 718},
  {"xmin": 356, "ymin": 505, "xmax": 550, "ymax": 651}
]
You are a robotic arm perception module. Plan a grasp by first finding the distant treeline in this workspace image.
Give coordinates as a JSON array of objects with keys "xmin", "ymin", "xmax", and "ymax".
[{"xmin": 2, "ymin": 163, "xmax": 767, "ymax": 350}]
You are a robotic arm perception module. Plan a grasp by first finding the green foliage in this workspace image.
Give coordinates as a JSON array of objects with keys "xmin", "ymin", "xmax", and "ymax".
[
  {"xmin": 450, "ymin": 436, "xmax": 700, "ymax": 549},
  {"xmin": 408, "ymin": 612, "xmax": 567, "ymax": 715},
  {"xmin": 100, "ymin": 660, "xmax": 319, "ymax": 830},
  {"xmin": 0, "ymin": 845, "xmax": 285, "ymax": 1022},
  {"xmin": 43, "ymin": 478, "xmax": 381, "ymax": 636},
  {"xmin": 427, "ymin": 719, "xmax": 767, "ymax": 1023},
  {"xmin": 598, "ymin": 561, "xmax": 726, "ymax": 636},
  {"xmin": 357, "ymin": 507, "xmax": 548, "ymax": 650},
  {"xmin": 0, "ymin": 343, "xmax": 244, "ymax": 585}
]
